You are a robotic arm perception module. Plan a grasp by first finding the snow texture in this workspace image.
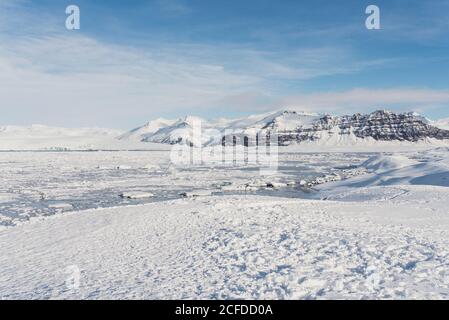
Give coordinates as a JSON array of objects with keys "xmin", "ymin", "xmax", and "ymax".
[
  {"xmin": 1, "ymin": 188, "xmax": 449, "ymax": 299},
  {"xmin": 1, "ymin": 148, "xmax": 449, "ymax": 299}
]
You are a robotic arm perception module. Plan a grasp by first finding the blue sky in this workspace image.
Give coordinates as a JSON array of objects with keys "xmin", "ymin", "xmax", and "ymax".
[{"xmin": 1, "ymin": 0, "xmax": 449, "ymax": 128}]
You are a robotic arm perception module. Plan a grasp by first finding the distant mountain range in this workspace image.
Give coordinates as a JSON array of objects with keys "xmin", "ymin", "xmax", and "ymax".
[
  {"xmin": 120, "ymin": 110, "xmax": 449, "ymax": 147},
  {"xmin": 2, "ymin": 110, "xmax": 449, "ymax": 150}
]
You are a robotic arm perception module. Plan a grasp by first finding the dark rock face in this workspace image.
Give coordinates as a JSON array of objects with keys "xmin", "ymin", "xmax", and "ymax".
[{"xmin": 273, "ymin": 110, "xmax": 449, "ymax": 145}]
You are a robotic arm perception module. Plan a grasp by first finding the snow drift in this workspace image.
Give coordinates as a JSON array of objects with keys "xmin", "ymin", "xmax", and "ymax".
[{"xmin": 319, "ymin": 150, "xmax": 449, "ymax": 201}]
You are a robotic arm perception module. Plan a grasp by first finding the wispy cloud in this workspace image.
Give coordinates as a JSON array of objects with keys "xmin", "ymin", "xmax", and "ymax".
[
  {"xmin": 0, "ymin": 35, "xmax": 264, "ymax": 127},
  {"xmin": 156, "ymin": 0, "xmax": 192, "ymax": 16},
  {"xmin": 274, "ymin": 88, "xmax": 449, "ymax": 116},
  {"xmin": 0, "ymin": 25, "xmax": 396, "ymax": 127},
  {"xmin": 1, "ymin": 0, "xmax": 448, "ymax": 127},
  {"xmin": 198, "ymin": 88, "xmax": 449, "ymax": 121}
]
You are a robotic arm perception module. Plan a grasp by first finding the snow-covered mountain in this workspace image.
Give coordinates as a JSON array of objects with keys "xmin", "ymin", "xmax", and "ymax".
[
  {"xmin": 141, "ymin": 116, "xmax": 216, "ymax": 146},
  {"xmin": 117, "ymin": 118, "xmax": 178, "ymax": 141},
  {"xmin": 122, "ymin": 110, "xmax": 449, "ymax": 147},
  {"xmin": 276, "ymin": 110, "xmax": 448, "ymax": 145}
]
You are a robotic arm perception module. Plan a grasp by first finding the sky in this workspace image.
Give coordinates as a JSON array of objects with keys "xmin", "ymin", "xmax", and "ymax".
[{"xmin": 0, "ymin": 0, "xmax": 449, "ymax": 129}]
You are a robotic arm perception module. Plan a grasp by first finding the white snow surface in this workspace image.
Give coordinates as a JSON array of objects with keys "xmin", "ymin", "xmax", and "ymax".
[
  {"xmin": 432, "ymin": 118, "xmax": 449, "ymax": 130},
  {"xmin": 117, "ymin": 118, "xmax": 178, "ymax": 141},
  {"xmin": 1, "ymin": 148, "xmax": 449, "ymax": 299},
  {"xmin": 318, "ymin": 150, "xmax": 449, "ymax": 198},
  {"xmin": 1, "ymin": 188, "xmax": 449, "ymax": 299},
  {"xmin": 362, "ymin": 155, "xmax": 419, "ymax": 172}
]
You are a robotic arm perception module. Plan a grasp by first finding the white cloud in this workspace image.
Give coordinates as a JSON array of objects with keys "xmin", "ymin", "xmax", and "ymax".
[
  {"xmin": 1, "ymin": 1, "xmax": 448, "ymax": 127},
  {"xmin": 0, "ymin": 34, "xmax": 266, "ymax": 127},
  {"xmin": 273, "ymin": 88, "xmax": 449, "ymax": 115},
  {"xmin": 0, "ymin": 30, "xmax": 397, "ymax": 127}
]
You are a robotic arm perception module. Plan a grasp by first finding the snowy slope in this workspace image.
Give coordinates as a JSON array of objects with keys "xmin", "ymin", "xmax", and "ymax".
[
  {"xmin": 318, "ymin": 150, "xmax": 449, "ymax": 201},
  {"xmin": 117, "ymin": 118, "xmax": 178, "ymax": 141},
  {"xmin": 227, "ymin": 110, "xmax": 321, "ymax": 138},
  {"xmin": 433, "ymin": 118, "xmax": 449, "ymax": 130},
  {"xmin": 142, "ymin": 116, "xmax": 220, "ymax": 146},
  {"xmin": 362, "ymin": 154, "xmax": 419, "ymax": 172}
]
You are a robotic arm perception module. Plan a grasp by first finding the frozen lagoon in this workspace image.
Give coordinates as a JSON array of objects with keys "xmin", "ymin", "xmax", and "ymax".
[{"xmin": 0, "ymin": 150, "xmax": 370, "ymax": 226}]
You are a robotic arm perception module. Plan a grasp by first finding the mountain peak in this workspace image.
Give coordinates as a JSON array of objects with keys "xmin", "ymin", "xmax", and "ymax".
[
  {"xmin": 276, "ymin": 109, "xmax": 319, "ymax": 117},
  {"xmin": 181, "ymin": 115, "xmax": 205, "ymax": 124}
]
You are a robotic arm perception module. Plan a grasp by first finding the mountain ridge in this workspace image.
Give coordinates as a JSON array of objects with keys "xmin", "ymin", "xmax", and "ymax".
[{"xmin": 122, "ymin": 110, "xmax": 449, "ymax": 147}]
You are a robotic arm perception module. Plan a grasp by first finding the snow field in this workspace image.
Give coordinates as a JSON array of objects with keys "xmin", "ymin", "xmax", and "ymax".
[
  {"xmin": 2, "ymin": 149, "xmax": 449, "ymax": 299},
  {"xmin": 1, "ymin": 187, "xmax": 449, "ymax": 299}
]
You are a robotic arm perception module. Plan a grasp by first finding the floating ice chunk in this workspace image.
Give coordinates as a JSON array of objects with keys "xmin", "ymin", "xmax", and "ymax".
[
  {"xmin": 212, "ymin": 181, "xmax": 232, "ymax": 189},
  {"xmin": 266, "ymin": 182, "xmax": 287, "ymax": 189},
  {"xmin": 246, "ymin": 180, "xmax": 267, "ymax": 188},
  {"xmin": 180, "ymin": 190, "xmax": 212, "ymax": 197},
  {"xmin": 120, "ymin": 192, "xmax": 154, "ymax": 199},
  {"xmin": 315, "ymin": 177, "xmax": 326, "ymax": 184},
  {"xmin": 221, "ymin": 184, "xmax": 257, "ymax": 192},
  {"xmin": 330, "ymin": 174, "xmax": 342, "ymax": 181}
]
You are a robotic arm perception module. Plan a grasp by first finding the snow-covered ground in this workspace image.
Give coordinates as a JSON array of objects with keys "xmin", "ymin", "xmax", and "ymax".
[
  {"xmin": 0, "ymin": 125, "xmax": 170, "ymax": 151},
  {"xmin": 1, "ymin": 148, "xmax": 449, "ymax": 299},
  {"xmin": 1, "ymin": 187, "xmax": 449, "ymax": 299}
]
